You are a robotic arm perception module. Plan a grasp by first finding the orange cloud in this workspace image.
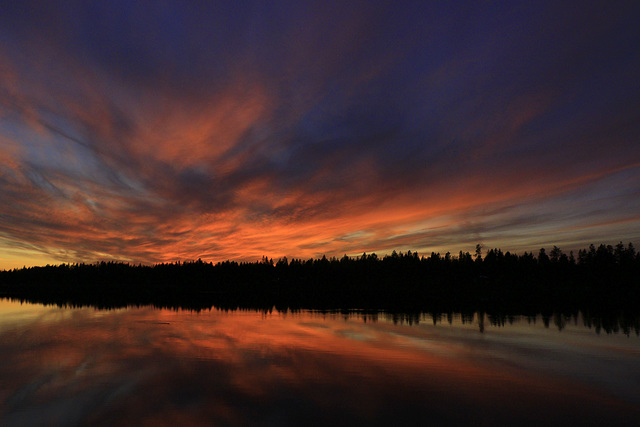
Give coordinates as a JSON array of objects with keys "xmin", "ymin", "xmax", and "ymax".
[{"xmin": 1, "ymin": 2, "xmax": 640, "ymax": 268}]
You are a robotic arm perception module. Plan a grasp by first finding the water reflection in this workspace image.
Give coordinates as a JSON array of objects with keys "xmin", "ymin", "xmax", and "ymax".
[
  {"xmin": 4, "ymin": 294, "xmax": 640, "ymax": 337},
  {"xmin": 0, "ymin": 300, "xmax": 639, "ymax": 426}
]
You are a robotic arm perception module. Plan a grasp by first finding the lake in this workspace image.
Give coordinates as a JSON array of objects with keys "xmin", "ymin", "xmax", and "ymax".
[{"xmin": 0, "ymin": 299, "xmax": 639, "ymax": 426}]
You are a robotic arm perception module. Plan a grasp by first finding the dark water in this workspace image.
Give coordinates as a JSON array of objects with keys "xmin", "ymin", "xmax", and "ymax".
[{"xmin": 0, "ymin": 300, "xmax": 639, "ymax": 426}]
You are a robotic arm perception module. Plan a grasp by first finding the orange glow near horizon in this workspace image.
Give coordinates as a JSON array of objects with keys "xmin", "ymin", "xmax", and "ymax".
[
  {"xmin": 1, "ymin": 3, "xmax": 640, "ymax": 269},
  {"xmin": 1, "ymin": 164, "xmax": 640, "ymax": 269}
]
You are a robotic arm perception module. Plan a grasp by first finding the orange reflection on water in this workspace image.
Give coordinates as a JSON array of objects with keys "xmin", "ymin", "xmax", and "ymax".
[{"xmin": 0, "ymin": 301, "xmax": 639, "ymax": 425}]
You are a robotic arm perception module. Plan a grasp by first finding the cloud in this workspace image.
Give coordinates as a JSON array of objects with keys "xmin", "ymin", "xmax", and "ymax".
[{"xmin": 1, "ymin": 1, "xmax": 639, "ymax": 267}]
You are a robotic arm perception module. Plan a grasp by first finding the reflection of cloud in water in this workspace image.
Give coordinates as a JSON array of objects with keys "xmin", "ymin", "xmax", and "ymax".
[
  {"xmin": 0, "ymin": 301, "xmax": 638, "ymax": 425},
  {"xmin": 334, "ymin": 327, "xmax": 375, "ymax": 342}
]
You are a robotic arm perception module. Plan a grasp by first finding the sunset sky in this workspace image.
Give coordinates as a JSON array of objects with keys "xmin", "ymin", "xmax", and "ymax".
[{"xmin": 1, "ymin": 1, "xmax": 639, "ymax": 269}]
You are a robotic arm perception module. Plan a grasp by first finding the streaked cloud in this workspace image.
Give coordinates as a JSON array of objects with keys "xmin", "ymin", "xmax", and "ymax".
[{"xmin": 1, "ymin": 1, "xmax": 639, "ymax": 268}]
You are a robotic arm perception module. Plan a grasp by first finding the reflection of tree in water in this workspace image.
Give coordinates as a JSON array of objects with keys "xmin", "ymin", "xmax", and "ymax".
[
  {"xmin": 0, "ymin": 242, "xmax": 638, "ymax": 334},
  {"xmin": 582, "ymin": 310, "xmax": 640, "ymax": 336},
  {"xmin": 553, "ymin": 312, "xmax": 566, "ymax": 331}
]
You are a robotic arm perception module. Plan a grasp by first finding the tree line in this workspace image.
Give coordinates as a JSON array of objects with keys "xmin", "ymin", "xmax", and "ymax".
[{"xmin": 0, "ymin": 243, "xmax": 638, "ymax": 316}]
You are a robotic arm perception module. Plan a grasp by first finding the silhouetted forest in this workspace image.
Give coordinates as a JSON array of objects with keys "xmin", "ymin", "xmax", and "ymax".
[{"xmin": 1, "ymin": 243, "xmax": 639, "ymax": 327}]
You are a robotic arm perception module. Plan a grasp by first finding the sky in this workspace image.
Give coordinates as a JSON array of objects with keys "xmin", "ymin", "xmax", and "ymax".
[{"xmin": 1, "ymin": 1, "xmax": 639, "ymax": 269}]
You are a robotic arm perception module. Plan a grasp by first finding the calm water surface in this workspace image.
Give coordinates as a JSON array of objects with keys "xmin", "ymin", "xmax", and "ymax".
[{"xmin": 0, "ymin": 299, "xmax": 639, "ymax": 426}]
